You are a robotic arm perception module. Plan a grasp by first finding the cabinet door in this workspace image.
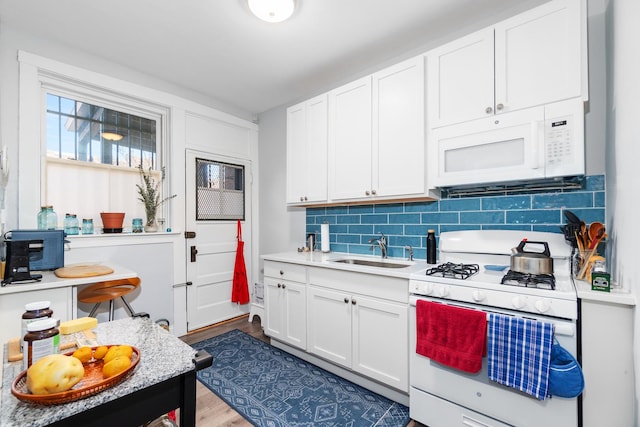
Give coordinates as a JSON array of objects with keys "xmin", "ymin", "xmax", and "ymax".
[
  {"xmin": 304, "ymin": 95, "xmax": 328, "ymax": 203},
  {"xmin": 286, "ymin": 102, "xmax": 307, "ymax": 204},
  {"xmin": 264, "ymin": 277, "xmax": 285, "ymax": 339},
  {"xmin": 286, "ymin": 95, "xmax": 328, "ymax": 204},
  {"xmin": 426, "ymin": 28, "xmax": 494, "ymax": 128},
  {"xmin": 307, "ymin": 286, "xmax": 352, "ymax": 367},
  {"xmin": 328, "ymin": 76, "xmax": 373, "ymax": 200},
  {"xmin": 352, "ymin": 295, "xmax": 409, "ymax": 391},
  {"xmin": 282, "ymin": 281, "xmax": 306, "ymax": 349},
  {"xmin": 495, "ymin": 0, "xmax": 583, "ymax": 112},
  {"xmin": 373, "ymin": 57, "xmax": 426, "ymax": 197}
]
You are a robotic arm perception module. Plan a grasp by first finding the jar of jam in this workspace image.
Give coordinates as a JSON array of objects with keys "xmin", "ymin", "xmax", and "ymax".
[
  {"xmin": 23, "ymin": 318, "xmax": 59, "ymax": 369},
  {"xmin": 21, "ymin": 301, "xmax": 53, "ymax": 342}
]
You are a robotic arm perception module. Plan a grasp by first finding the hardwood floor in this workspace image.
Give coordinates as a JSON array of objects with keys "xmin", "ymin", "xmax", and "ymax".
[{"xmin": 178, "ymin": 314, "xmax": 423, "ymax": 427}]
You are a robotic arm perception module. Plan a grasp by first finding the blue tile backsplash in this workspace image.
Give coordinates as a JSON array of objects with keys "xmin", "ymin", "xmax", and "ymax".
[{"xmin": 306, "ymin": 175, "xmax": 606, "ymax": 261}]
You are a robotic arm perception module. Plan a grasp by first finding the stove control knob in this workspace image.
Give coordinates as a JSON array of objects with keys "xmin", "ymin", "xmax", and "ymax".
[
  {"xmin": 438, "ymin": 286, "xmax": 450, "ymax": 298},
  {"xmin": 534, "ymin": 299, "xmax": 551, "ymax": 313},
  {"xmin": 511, "ymin": 296, "xmax": 526, "ymax": 309},
  {"xmin": 422, "ymin": 283, "xmax": 433, "ymax": 295},
  {"xmin": 472, "ymin": 290, "xmax": 485, "ymax": 302}
]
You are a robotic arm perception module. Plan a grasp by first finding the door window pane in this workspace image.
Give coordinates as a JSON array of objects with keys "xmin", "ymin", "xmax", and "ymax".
[{"xmin": 195, "ymin": 158, "xmax": 245, "ymax": 220}]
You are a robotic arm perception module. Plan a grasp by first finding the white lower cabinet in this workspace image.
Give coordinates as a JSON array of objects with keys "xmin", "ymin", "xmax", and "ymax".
[
  {"xmin": 264, "ymin": 262, "xmax": 307, "ymax": 349},
  {"xmin": 307, "ymin": 275, "xmax": 409, "ymax": 392},
  {"xmin": 263, "ymin": 259, "xmax": 409, "ymax": 393},
  {"xmin": 306, "ymin": 286, "xmax": 352, "ymax": 366}
]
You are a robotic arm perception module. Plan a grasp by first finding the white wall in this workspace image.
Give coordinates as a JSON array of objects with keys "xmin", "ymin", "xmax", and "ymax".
[
  {"xmin": 257, "ymin": 105, "xmax": 306, "ymax": 274},
  {"xmin": 608, "ymin": 0, "xmax": 640, "ymax": 423}
]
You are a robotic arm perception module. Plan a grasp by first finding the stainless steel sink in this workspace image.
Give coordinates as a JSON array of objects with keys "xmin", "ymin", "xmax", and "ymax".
[{"xmin": 331, "ymin": 258, "xmax": 413, "ymax": 269}]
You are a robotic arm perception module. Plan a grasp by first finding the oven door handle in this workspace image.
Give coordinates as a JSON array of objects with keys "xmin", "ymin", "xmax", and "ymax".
[
  {"xmin": 462, "ymin": 415, "xmax": 491, "ymax": 427},
  {"xmin": 554, "ymin": 322, "xmax": 575, "ymax": 337}
]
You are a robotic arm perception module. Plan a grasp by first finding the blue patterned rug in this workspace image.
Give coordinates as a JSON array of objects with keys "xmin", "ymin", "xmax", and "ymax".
[{"xmin": 191, "ymin": 329, "xmax": 410, "ymax": 427}]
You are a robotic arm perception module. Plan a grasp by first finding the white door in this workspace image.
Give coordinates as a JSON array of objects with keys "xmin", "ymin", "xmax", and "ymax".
[{"xmin": 185, "ymin": 150, "xmax": 252, "ymax": 331}]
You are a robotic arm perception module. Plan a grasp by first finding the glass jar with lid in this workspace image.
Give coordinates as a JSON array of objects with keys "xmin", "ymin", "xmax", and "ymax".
[
  {"xmin": 37, "ymin": 206, "xmax": 58, "ymax": 230},
  {"xmin": 64, "ymin": 214, "xmax": 79, "ymax": 235},
  {"xmin": 82, "ymin": 218, "xmax": 94, "ymax": 235}
]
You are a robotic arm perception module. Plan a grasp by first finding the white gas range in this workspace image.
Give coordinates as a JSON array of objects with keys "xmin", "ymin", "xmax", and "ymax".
[{"xmin": 408, "ymin": 229, "xmax": 580, "ymax": 427}]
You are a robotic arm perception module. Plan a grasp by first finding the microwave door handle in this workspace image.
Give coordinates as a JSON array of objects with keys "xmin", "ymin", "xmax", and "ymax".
[{"xmin": 529, "ymin": 120, "xmax": 544, "ymax": 170}]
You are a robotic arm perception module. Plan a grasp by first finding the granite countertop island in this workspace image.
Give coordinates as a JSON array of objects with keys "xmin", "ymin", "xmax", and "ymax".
[{"xmin": 1, "ymin": 317, "xmax": 200, "ymax": 427}]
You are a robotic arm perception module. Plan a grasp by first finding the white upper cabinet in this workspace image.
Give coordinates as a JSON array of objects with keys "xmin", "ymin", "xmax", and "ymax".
[
  {"xmin": 427, "ymin": 0, "xmax": 586, "ymax": 129},
  {"xmin": 373, "ymin": 57, "xmax": 426, "ymax": 198},
  {"xmin": 286, "ymin": 94, "xmax": 328, "ymax": 204},
  {"xmin": 327, "ymin": 76, "xmax": 373, "ymax": 201},
  {"xmin": 328, "ymin": 56, "xmax": 427, "ymax": 202},
  {"xmin": 427, "ymin": 28, "xmax": 495, "ymax": 129}
]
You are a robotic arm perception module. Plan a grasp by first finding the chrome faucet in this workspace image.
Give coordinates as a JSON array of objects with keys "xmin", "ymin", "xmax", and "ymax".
[
  {"xmin": 405, "ymin": 245, "xmax": 414, "ymax": 261},
  {"xmin": 369, "ymin": 232, "xmax": 388, "ymax": 259}
]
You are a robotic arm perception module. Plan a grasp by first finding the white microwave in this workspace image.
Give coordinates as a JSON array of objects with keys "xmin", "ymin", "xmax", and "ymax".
[{"xmin": 428, "ymin": 97, "xmax": 584, "ymax": 189}]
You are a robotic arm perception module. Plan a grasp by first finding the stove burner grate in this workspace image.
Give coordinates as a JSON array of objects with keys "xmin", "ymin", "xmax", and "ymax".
[
  {"xmin": 425, "ymin": 262, "xmax": 480, "ymax": 280},
  {"xmin": 501, "ymin": 270, "xmax": 556, "ymax": 290}
]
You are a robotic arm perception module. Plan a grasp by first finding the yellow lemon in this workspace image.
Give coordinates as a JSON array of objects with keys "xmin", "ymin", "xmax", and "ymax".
[
  {"xmin": 102, "ymin": 355, "xmax": 131, "ymax": 378},
  {"xmin": 93, "ymin": 346, "xmax": 109, "ymax": 360},
  {"xmin": 104, "ymin": 345, "xmax": 133, "ymax": 364},
  {"xmin": 71, "ymin": 347, "xmax": 92, "ymax": 363}
]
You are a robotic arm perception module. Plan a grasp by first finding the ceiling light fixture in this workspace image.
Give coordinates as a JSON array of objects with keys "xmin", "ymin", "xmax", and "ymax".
[
  {"xmin": 248, "ymin": 0, "xmax": 295, "ymax": 23},
  {"xmin": 101, "ymin": 132, "xmax": 124, "ymax": 141}
]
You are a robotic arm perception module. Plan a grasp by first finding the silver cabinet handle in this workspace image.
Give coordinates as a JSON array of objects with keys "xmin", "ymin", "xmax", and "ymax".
[
  {"xmin": 496, "ymin": 103, "xmax": 504, "ymax": 111},
  {"xmin": 351, "ymin": 298, "xmax": 356, "ymax": 305},
  {"xmin": 277, "ymin": 283, "xmax": 282, "ymax": 288},
  {"xmin": 371, "ymin": 189, "xmax": 377, "ymax": 195},
  {"xmin": 365, "ymin": 190, "xmax": 370, "ymax": 196},
  {"xmin": 485, "ymin": 106, "xmax": 493, "ymax": 114},
  {"xmin": 344, "ymin": 297, "xmax": 349, "ymax": 303},
  {"xmin": 279, "ymin": 270, "xmax": 284, "ymax": 275},
  {"xmin": 282, "ymin": 283, "xmax": 286, "ymax": 289}
]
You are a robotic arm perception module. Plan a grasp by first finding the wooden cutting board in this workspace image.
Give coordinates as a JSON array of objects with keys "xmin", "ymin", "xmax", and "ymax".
[{"xmin": 54, "ymin": 264, "xmax": 114, "ymax": 278}]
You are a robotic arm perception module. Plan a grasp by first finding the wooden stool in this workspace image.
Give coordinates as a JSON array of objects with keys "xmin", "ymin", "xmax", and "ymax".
[{"xmin": 78, "ymin": 277, "xmax": 141, "ymax": 320}]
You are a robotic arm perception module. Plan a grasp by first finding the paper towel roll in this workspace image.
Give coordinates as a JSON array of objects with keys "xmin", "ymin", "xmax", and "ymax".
[{"xmin": 321, "ymin": 223, "xmax": 330, "ymax": 253}]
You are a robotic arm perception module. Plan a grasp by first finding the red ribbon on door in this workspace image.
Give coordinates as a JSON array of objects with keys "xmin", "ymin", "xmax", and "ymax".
[{"xmin": 231, "ymin": 220, "xmax": 250, "ymax": 304}]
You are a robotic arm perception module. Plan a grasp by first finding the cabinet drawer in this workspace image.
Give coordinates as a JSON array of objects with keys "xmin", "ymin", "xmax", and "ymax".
[
  {"xmin": 308, "ymin": 267, "xmax": 408, "ymax": 303},
  {"xmin": 264, "ymin": 261, "xmax": 307, "ymax": 283}
]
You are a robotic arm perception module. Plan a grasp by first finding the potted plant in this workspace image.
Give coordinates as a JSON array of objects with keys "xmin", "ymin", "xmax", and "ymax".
[
  {"xmin": 136, "ymin": 165, "xmax": 176, "ymax": 232},
  {"xmin": 100, "ymin": 212, "xmax": 126, "ymax": 232}
]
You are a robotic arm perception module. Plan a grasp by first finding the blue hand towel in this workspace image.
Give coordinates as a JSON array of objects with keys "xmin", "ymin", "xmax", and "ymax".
[{"xmin": 487, "ymin": 313, "xmax": 554, "ymax": 400}]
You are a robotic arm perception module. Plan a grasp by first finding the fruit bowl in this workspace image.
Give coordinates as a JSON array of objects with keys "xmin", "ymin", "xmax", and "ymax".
[{"xmin": 11, "ymin": 345, "xmax": 140, "ymax": 405}]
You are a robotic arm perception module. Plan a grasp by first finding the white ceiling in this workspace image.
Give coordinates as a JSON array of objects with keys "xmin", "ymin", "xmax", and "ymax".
[{"xmin": 0, "ymin": 0, "xmax": 549, "ymax": 117}]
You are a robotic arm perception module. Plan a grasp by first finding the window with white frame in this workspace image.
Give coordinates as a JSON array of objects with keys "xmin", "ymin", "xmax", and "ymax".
[{"xmin": 42, "ymin": 88, "xmax": 168, "ymax": 230}]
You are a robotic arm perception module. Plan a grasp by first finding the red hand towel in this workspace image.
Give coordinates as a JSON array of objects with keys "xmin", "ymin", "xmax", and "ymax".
[{"xmin": 416, "ymin": 300, "xmax": 487, "ymax": 373}]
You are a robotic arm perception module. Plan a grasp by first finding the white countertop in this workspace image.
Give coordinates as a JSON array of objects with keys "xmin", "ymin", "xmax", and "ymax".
[
  {"xmin": 263, "ymin": 251, "xmax": 637, "ymax": 307},
  {"xmin": 574, "ymin": 279, "xmax": 636, "ymax": 306},
  {"xmin": 262, "ymin": 251, "xmax": 425, "ymax": 278},
  {"xmin": 0, "ymin": 264, "xmax": 138, "ymax": 296}
]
